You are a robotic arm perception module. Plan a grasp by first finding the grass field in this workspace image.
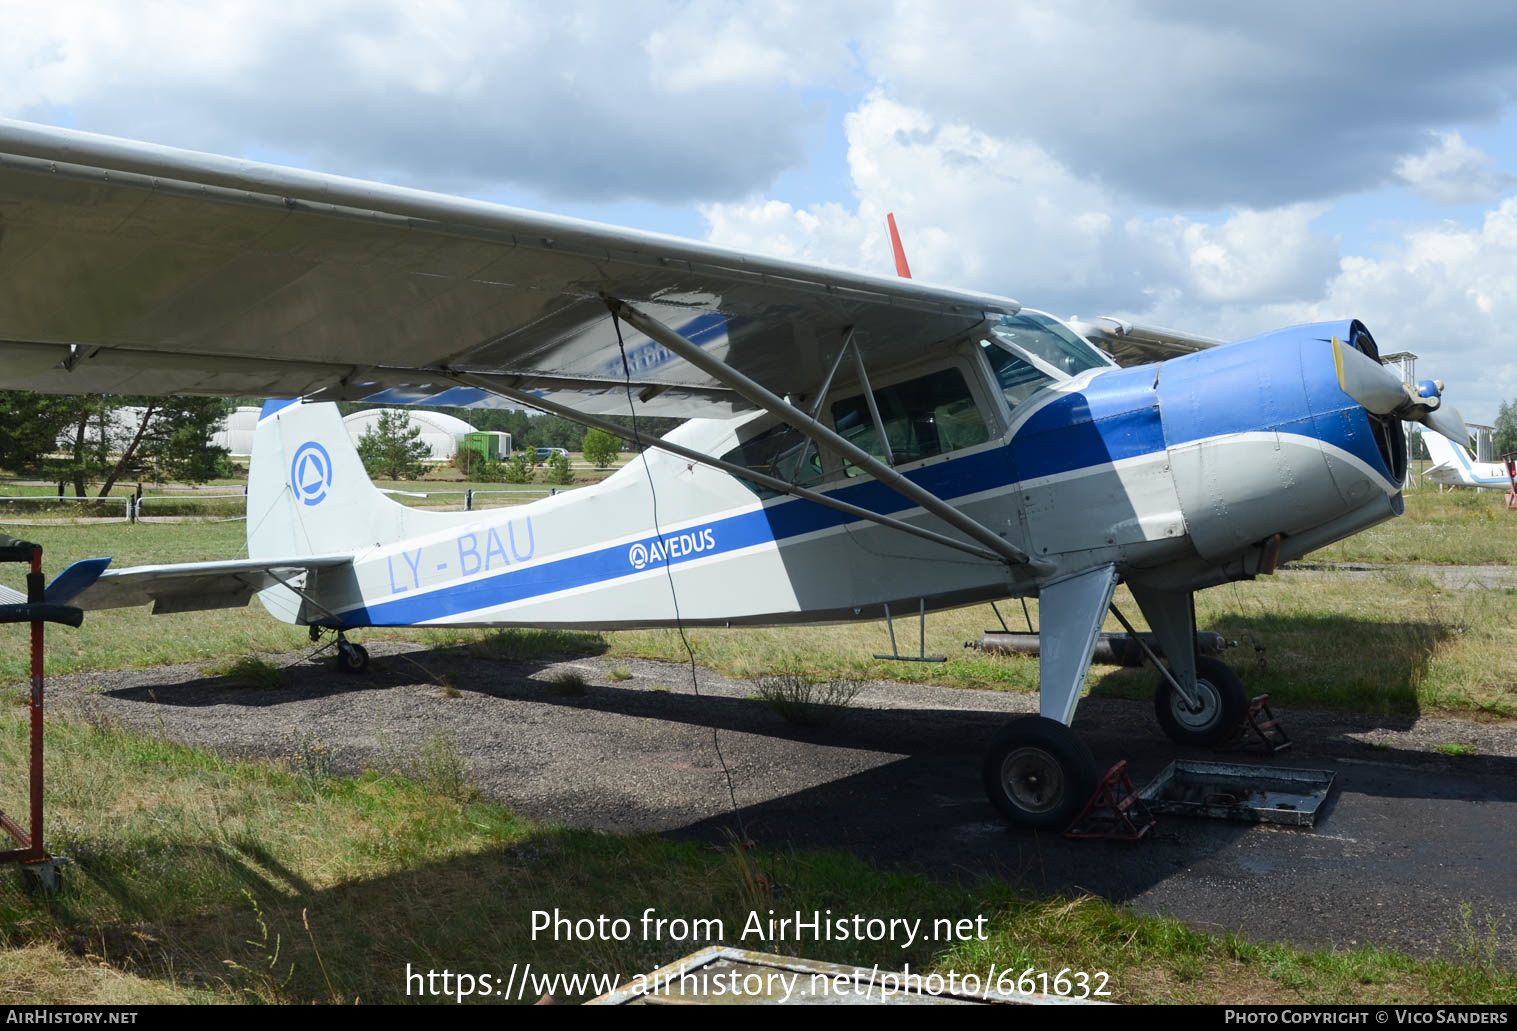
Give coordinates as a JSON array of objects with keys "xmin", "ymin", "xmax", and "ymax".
[
  {"xmin": 0, "ymin": 714, "xmax": 1510, "ymax": 1005},
  {"xmin": 1317, "ymin": 486, "xmax": 1516, "ymax": 566}
]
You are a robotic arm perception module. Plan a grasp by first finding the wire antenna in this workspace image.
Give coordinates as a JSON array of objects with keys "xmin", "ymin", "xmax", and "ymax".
[{"xmin": 611, "ymin": 312, "xmax": 747, "ymax": 840}]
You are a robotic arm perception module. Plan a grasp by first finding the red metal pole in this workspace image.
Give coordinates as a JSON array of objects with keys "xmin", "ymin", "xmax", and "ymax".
[{"xmin": 28, "ymin": 547, "xmax": 43, "ymax": 861}]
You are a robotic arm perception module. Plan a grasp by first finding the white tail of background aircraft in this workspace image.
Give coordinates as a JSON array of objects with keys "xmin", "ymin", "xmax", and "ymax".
[{"xmin": 1419, "ymin": 428, "xmax": 1512, "ymax": 489}]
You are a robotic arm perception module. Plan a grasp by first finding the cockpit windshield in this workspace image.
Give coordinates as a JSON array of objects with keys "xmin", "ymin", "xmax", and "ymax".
[{"xmin": 988, "ymin": 311, "xmax": 1111, "ymax": 378}]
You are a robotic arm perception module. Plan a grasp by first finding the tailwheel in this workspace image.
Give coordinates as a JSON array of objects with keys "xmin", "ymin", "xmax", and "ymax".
[
  {"xmin": 336, "ymin": 638, "xmax": 370, "ymax": 674},
  {"xmin": 982, "ymin": 715, "xmax": 1098, "ymax": 830},
  {"xmin": 1154, "ymin": 654, "xmax": 1246, "ymax": 746}
]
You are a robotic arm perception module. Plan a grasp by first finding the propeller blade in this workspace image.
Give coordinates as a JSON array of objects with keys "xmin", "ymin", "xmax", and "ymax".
[
  {"xmin": 1333, "ymin": 336, "xmax": 1466, "ymax": 443},
  {"xmin": 1333, "ymin": 337, "xmax": 1406, "ymax": 414},
  {"xmin": 1422, "ymin": 403, "xmax": 1468, "ymax": 445}
]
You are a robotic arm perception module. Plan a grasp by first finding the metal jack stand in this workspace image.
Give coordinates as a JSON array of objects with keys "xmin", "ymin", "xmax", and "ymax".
[
  {"xmin": 1061, "ymin": 761, "xmax": 1152, "ymax": 842},
  {"xmin": 1064, "ymin": 761, "xmax": 1156, "ymax": 841},
  {"xmin": 872, "ymin": 599, "xmax": 947, "ymax": 663},
  {"xmin": 1217, "ymin": 694, "xmax": 1292, "ymax": 755},
  {"xmin": 0, "ymin": 536, "xmax": 83, "ymax": 894}
]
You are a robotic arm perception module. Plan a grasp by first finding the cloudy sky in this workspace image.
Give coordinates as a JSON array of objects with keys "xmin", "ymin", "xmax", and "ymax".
[{"xmin": 5, "ymin": 0, "xmax": 1516, "ymax": 422}]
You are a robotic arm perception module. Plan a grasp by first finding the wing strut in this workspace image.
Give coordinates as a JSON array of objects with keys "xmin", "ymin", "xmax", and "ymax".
[
  {"xmin": 448, "ymin": 371, "xmax": 1005, "ymax": 564},
  {"xmin": 602, "ymin": 296, "xmax": 1050, "ymax": 573}
]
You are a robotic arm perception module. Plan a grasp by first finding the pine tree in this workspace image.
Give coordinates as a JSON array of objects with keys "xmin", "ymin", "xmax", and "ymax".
[
  {"xmin": 1495, "ymin": 399, "xmax": 1517, "ymax": 458},
  {"xmin": 503, "ymin": 450, "xmax": 535, "ymax": 484},
  {"xmin": 357, "ymin": 409, "xmax": 431, "ymax": 480},
  {"xmin": 133, "ymin": 397, "xmax": 232, "ymax": 487},
  {"xmin": 546, "ymin": 450, "xmax": 574, "ymax": 485},
  {"xmin": 0, "ymin": 392, "xmax": 78, "ymax": 476}
]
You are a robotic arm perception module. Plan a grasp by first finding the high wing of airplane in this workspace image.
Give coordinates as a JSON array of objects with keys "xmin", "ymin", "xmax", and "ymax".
[
  {"xmin": 1064, "ymin": 316, "xmax": 1224, "ymax": 365},
  {"xmin": 1419, "ymin": 427, "xmax": 1514, "ymax": 489},
  {"xmin": 0, "ymin": 119, "xmax": 1471, "ymax": 830}
]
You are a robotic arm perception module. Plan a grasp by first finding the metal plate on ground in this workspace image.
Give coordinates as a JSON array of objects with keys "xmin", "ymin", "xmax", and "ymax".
[
  {"xmin": 1137, "ymin": 760, "xmax": 1335, "ymax": 827},
  {"xmin": 588, "ymin": 947, "xmax": 1108, "ymax": 1005}
]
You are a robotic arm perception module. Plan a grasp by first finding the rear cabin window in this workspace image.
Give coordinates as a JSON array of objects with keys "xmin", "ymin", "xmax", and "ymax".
[
  {"xmin": 718, "ymin": 422, "xmax": 824, "ymax": 499},
  {"xmin": 829, "ymin": 366, "xmax": 989, "ymax": 476}
]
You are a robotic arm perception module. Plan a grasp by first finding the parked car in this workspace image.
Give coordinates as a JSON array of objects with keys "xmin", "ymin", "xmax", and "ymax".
[{"xmin": 533, "ymin": 447, "xmax": 569, "ymax": 463}]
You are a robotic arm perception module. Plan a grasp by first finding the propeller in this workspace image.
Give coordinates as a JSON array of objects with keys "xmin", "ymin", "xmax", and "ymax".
[{"xmin": 1333, "ymin": 337, "xmax": 1468, "ymax": 444}]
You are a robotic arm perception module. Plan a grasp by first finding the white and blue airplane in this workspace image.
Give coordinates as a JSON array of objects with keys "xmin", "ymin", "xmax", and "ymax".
[
  {"xmin": 0, "ymin": 120, "xmax": 1468, "ymax": 829},
  {"xmin": 1420, "ymin": 428, "xmax": 1513, "ymax": 490}
]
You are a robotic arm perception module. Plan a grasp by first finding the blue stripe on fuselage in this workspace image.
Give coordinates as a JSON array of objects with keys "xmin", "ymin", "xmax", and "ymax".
[
  {"xmin": 1011, "ymin": 365, "xmax": 1165, "ymax": 480},
  {"xmin": 1443, "ymin": 435, "xmax": 1509, "ymax": 484}
]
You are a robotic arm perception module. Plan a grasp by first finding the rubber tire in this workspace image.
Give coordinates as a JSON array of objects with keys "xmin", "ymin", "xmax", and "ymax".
[
  {"xmin": 981, "ymin": 715, "xmax": 1099, "ymax": 831},
  {"xmin": 1154, "ymin": 654, "xmax": 1246, "ymax": 746},
  {"xmin": 337, "ymin": 642, "xmax": 369, "ymax": 674}
]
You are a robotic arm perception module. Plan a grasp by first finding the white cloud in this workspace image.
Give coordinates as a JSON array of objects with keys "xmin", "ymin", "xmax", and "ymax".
[
  {"xmin": 1299, "ymin": 202, "xmax": 1517, "ymax": 418},
  {"xmin": 1132, "ymin": 205, "xmax": 1338, "ymax": 308},
  {"xmin": 645, "ymin": 1, "xmax": 862, "ymax": 93},
  {"xmin": 703, "ymin": 96, "xmax": 1340, "ymax": 319},
  {"xmin": 703, "ymin": 94, "xmax": 1517, "ymax": 420},
  {"xmin": 7, "ymin": 2, "xmax": 1517, "ymax": 215},
  {"xmin": 0, "ymin": 0, "xmax": 854, "ymax": 203},
  {"xmin": 860, "ymin": 1, "xmax": 1517, "ymax": 208},
  {"xmin": 1396, "ymin": 132, "xmax": 1515, "ymax": 205},
  {"xmin": 704, "ymin": 95, "xmax": 1143, "ymax": 311}
]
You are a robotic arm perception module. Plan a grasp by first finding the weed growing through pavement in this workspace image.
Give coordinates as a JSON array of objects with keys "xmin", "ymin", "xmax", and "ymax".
[{"xmin": 756, "ymin": 673, "xmax": 862, "ymax": 726}]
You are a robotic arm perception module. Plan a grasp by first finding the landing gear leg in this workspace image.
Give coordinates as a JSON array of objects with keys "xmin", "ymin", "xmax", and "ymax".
[
  {"xmin": 1154, "ymin": 655, "xmax": 1245, "ymax": 746},
  {"xmin": 1130, "ymin": 585, "xmax": 1244, "ymax": 746},
  {"xmin": 983, "ymin": 564, "xmax": 1116, "ymax": 829}
]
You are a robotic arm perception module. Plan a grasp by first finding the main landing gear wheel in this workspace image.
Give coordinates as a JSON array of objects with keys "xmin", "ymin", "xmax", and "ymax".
[
  {"xmin": 336, "ymin": 639, "xmax": 369, "ymax": 674},
  {"xmin": 1154, "ymin": 654, "xmax": 1246, "ymax": 746},
  {"xmin": 981, "ymin": 715, "xmax": 1098, "ymax": 830}
]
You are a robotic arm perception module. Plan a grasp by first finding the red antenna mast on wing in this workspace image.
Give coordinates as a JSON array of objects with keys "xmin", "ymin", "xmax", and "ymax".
[{"xmin": 886, "ymin": 212, "xmax": 912, "ymax": 279}]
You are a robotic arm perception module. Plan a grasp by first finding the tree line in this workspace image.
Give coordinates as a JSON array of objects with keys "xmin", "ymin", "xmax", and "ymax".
[
  {"xmin": 0, "ymin": 392, "xmax": 232, "ymax": 495},
  {"xmin": 1497, "ymin": 400, "xmax": 1517, "ymax": 458},
  {"xmin": 0, "ymin": 391, "xmax": 682, "ymax": 493}
]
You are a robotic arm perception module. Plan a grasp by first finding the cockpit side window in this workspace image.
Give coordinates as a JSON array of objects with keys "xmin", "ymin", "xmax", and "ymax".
[
  {"xmin": 829, "ymin": 365, "xmax": 989, "ymax": 476},
  {"xmin": 980, "ymin": 338, "xmax": 1056, "ymax": 410}
]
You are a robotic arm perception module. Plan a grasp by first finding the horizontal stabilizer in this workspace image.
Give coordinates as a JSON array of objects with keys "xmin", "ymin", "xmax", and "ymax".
[{"xmin": 57, "ymin": 554, "xmax": 353, "ymax": 614}]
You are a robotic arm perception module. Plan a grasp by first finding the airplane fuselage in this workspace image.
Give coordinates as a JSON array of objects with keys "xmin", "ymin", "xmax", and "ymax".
[{"xmin": 262, "ymin": 321, "xmax": 1405, "ymax": 632}]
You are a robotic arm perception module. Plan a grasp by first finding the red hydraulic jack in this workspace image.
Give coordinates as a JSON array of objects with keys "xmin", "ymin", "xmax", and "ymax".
[
  {"xmin": 1064, "ymin": 761, "xmax": 1156, "ymax": 841},
  {"xmin": 0, "ymin": 536, "xmax": 82, "ymax": 894}
]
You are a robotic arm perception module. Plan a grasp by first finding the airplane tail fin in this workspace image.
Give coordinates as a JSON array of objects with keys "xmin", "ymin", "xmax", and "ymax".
[
  {"xmin": 886, "ymin": 212, "xmax": 912, "ymax": 279},
  {"xmin": 247, "ymin": 400, "xmax": 454, "ymax": 562},
  {"xmin": 1416, "ymin": 426, "xmax": 1463, "ymax": 474}
]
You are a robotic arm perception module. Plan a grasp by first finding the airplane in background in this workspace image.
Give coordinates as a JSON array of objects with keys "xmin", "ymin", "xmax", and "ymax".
[
  {"xmin": 1420, "ymin": 427, "xmax": 1514, "ymax": 490},
  {"xmin": 0, "ymin": 119, "xmax": 1468, "ymax": 830}
]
